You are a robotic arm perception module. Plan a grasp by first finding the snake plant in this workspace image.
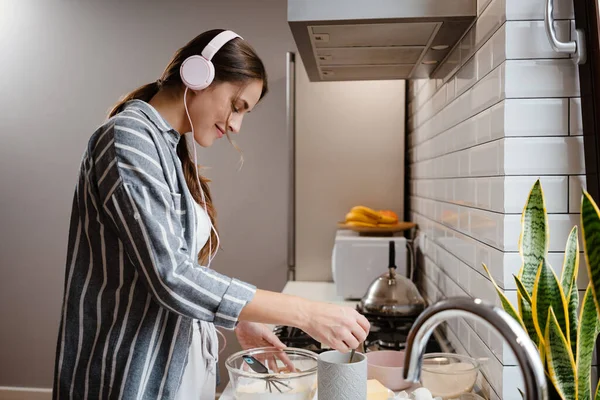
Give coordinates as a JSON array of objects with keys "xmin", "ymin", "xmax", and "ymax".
[{"xmin": 483, "ymin": 179, "xmax": 600, "ymax": 400}]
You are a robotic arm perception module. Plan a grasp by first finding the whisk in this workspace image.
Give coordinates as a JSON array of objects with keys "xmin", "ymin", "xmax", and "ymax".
[{"xmin": 242, "ymin": 355, "xmax": 294, "ymax": 393}]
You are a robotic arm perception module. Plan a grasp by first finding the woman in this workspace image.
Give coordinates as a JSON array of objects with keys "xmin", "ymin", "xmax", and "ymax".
[{"xmin": 53, "ymin": 29, "xmax": 370, "ymax": 400}]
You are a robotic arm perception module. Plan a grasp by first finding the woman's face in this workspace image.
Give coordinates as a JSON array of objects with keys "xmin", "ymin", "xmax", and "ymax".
[{"xmin": 186, "ymin": 80, "xmax": 263, "ymax": 147}]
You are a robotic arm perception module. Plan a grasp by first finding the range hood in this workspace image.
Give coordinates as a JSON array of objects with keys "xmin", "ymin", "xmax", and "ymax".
[{"xmin": 288, "ymin": 0, "xmax": 477, "ymax": 82}]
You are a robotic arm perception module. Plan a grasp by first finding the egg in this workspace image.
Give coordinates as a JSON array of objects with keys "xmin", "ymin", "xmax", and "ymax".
[{"xmin": 411, "ymin": 388, "xmax": 434, "ymax": 400}]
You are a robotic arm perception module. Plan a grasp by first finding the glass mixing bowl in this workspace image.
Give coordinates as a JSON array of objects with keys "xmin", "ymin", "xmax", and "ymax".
[
  {"xmin": 225, "ymin": 347, "xmax": 318, "ymax": 400},
  {"xmin": 421, "ymin": 353, "xmax": 480, "ymax": 399}
]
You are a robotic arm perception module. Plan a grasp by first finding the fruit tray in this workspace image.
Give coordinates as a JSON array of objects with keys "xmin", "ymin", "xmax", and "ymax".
[{"xmin": 336, "ymin": 221, "xmax": 417, "ymax": 236}]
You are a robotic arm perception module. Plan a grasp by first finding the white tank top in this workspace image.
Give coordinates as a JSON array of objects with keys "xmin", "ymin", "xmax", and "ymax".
[
  {"xmin": 176, "ymin": 203, "xmax": 218, "ymax": 400},
  {"xmin": 193, "ymin": 202, "xmax": 211, "ymax": 257}
]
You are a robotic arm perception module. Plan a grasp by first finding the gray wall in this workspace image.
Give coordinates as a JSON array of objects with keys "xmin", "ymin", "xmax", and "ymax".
[
  {"xmin": 0, "ymin": 0, "xmax": 294, "ymax": 391},
  {"xmin": 294, "ymin": 55, "xmax": 406, "ymax": 281}
]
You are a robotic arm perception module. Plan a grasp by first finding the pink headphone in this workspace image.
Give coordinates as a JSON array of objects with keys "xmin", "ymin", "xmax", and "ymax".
[{"xmin": 179, "ymin": 30, "xmax": 242, "ymax": 91}]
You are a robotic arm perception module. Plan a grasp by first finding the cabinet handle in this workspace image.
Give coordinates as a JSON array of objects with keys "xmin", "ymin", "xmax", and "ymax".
[{"xmin": 544, "ymin": 0, "xmax": 586, "ymax": 64}]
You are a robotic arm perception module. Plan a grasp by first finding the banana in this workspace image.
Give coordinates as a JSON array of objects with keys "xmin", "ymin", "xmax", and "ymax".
[
  {"xmin": 350, "ymin": 206, "xmax": 398, "ymax": 224},
  {"xmin": 345, "ymin": 211, "xmax": 378, "ymax": 224},
  {"xmin": 350, "ymin": 206, "xmax": 381, "ymax": 221},
  {"xmin": 344, "ymin": 220, "xmax": 378, "ymax": 228}
]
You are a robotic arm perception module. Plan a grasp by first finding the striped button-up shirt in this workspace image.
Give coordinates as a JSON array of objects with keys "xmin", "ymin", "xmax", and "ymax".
[{"xmin": 53, "ymin": 99, "xmax": 256, "ymax": 399}]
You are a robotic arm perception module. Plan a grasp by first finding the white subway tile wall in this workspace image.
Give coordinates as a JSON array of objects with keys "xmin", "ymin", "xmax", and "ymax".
[
  {"xmin": 505, "ymin": 0, "xmax": 573, "ymax": 20},
  {"xmin": 505, "ymin": 21, "xmax": 570, "ymax": 59},
  {"xmin": 503, "ymin": 59, "xmax": 580, "ymax": 98},
  {"xmin": 502, "ymin": 99, "xmax": 569, "ymax": 137},
  {"xmin": 408, "ymin": 0, "xmax": 585, "ymax": 398},
  {"xmin": 570, "ymin": 97, "xmax": 583, "ymax": 135}
]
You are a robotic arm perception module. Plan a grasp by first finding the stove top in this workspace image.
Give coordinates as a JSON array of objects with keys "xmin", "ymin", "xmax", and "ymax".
[
  {"xmin": 273, "ymin": 311, "xmax": 442, "ymax": 354},
  {"xmin": 272, "ymin": 325, "xmax": 325, "ymax": 353}
]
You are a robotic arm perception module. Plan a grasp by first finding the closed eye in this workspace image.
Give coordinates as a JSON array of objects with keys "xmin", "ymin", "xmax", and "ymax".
[{"xmin": 232, "ymin": 99, "xmax": 251, "ymax": 114}]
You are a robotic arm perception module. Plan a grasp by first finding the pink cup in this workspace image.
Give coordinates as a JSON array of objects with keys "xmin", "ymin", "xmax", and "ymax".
[{"xmin": 366, "ymin": 350, "xmax": 413, "ymax": 391}]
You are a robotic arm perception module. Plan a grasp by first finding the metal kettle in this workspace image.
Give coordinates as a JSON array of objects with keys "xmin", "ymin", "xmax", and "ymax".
[{"xmin": 358, "ymin": 240, "xmax": 425, "ymax": 317}]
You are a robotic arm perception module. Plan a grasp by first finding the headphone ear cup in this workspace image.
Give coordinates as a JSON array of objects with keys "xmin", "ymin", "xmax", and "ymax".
[
  {"xmin": 204, "ymin": 61, "xmax": 215, "ymax": 88},
  {"xmin": 180, "ymin": 55, "xmax": 214, "ymax": 91}
]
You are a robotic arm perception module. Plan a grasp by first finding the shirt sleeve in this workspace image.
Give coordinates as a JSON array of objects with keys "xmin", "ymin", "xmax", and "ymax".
[{"xmin": 94, "ymin": 116, "xmax": 256, "ymax": 329}]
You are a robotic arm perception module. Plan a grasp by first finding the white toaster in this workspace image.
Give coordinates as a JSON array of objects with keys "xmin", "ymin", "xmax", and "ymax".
[{"xmin": 331, "ymin": 230, "xmax": 408, "ymax": 300}]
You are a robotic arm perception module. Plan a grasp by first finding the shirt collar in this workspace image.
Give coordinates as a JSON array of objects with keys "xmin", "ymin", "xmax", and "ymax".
[{"xmin": 123, "ymin": 99, "xmax": 181, "ymax": 146}]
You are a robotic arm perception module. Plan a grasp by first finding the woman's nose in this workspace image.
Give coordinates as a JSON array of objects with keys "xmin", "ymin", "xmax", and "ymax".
[{"xmin": 228, "ymin": 115, "xmax": 242, "ymax": 133}]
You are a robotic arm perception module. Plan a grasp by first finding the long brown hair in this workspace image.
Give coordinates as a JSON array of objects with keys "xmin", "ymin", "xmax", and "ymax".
[{"xmin": 108, "ymin": 29, "xmax": 268, "ymax": 265}]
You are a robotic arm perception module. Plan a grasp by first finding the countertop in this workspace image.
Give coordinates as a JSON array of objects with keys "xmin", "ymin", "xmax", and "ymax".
[
  {"xmin": 218, "ymin": 281, "xmax": 355, "ymax": 400},
  {"xmin": 273, "ymin": 280, "xmax": 358, "ymax": 308}
]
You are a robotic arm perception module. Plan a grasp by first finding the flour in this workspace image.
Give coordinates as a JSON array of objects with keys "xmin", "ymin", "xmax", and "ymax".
[{"xmin": 234, "ymin": 380, "xmax": 316, "ymax": 400}]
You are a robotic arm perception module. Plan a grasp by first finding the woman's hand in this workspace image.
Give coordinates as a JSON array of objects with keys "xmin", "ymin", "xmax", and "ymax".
[
  {"xmin": 299, "ymin": 302, "xmax": 370, "ymax": 353},
  {"xmin": 237, "ymin": 290, "xmax": 370, "ymax": 355},
  {"xmin": 234, "ymin": 321, "xmax": 295, "ymax": 372},
  {"xmin": 235, "ymin": 321, "xmax": 285, "ymax": 350}
]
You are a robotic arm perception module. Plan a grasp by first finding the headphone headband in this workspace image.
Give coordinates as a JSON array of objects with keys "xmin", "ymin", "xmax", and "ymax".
[{"xmin": 202, "ymin": 30, "xmax": 242, "ymax": 61}]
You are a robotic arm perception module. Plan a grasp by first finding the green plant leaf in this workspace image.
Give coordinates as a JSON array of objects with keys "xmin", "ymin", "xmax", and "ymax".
[
  {"xmin": 561, "ymin": 226, "xmax": 579, "ymax": 295},
  {"xmin": 532, "ymin": 259, "xmax": 570, "ymax": 346},
  {"xmin": 567, "ymin": 286, "xmax": 579, "ymax": 359},
  {"xmin": 539, "ymin": 340, "xmax": 547, "ymax": 372},
  {"xmin": 521, "ymin": 298, "xmax": 541, "ymax": 348},
  {"xmin": 581, "ymin": 191, "xmax": 600, "ymax": 319},
  {"xmin": 546, "ymin": 371, "xmax": 566, "ymax": 400},
  {"xmin": 576, "ymin": 285, "xmax": 599, "ymax": 400},
  {"xmin": 546, "ymin": 370, "xmax": 566, "ymax": 400},
  {"xmin": 519, "ymin": 180, "xmax": 549, "ymax": 294},
  {"xmin": 515, "ymin": 274, "xmax": 533, "ymax": 305},
  {"xmin": 514, "ymin": 274, "xmax": 542, "ymax": 345},
  {"xmin": 482, "ymin": 263, "xmax": 526, "ymax": 330},
  {"xmin": 545, "ymin": 307, "xmax": 577, "ymax": 400},
  {"xmin": 560, "ymin": 226, "xmax": 580, "ymax": 357},
  {"xmin": 595, "ymin": 378, "xmax": 600, "ymax": 400}
]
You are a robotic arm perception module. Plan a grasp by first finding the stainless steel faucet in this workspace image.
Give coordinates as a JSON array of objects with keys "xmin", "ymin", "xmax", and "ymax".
[{"xmin": 403, "ymin": 297, "xmax": 547, "ymax": 400}]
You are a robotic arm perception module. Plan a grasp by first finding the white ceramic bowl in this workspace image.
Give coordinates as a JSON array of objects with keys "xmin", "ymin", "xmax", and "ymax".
[{"xmin": 365, "ymin": 350, "xmax": 413, "ymax": 391}]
